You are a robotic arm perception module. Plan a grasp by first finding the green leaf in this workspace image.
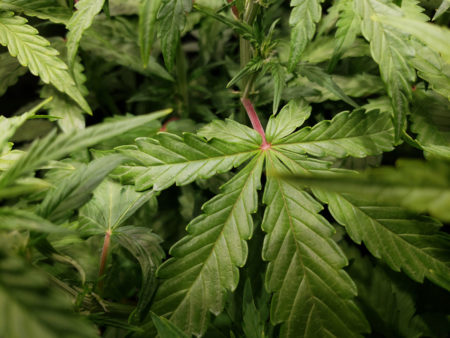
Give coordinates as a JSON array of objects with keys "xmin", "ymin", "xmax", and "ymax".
[
  {"xmin": 152, "ymin": 155, "xmax": 264, "ymax": 336},
  {"xmin": 79, "ymin": 180, "xmax": 156, "ymax": 234},
  {"xmin": 37, "ymin": 155, "xmax": 125, "ymax": 222},
  {"xmin": 433, "ymin": 0, "xmax": 450, "ymax": 20},
  {"xmin": 375, "ymin": 15, "xmax": 450, "ymax": 64},
  {"xmin": 0, "ymin": 12, "xmax": 91, "ymax": 113},
  {"xmin": 329, "ymin": 0, "xmax": 361, "ymax": 71},
  {"xmin": 151, "ymin": 312, "xmax": 189, "ymax": 338},
  {"xmin": 411, "ymin": 90, "xmax": 450, "ymax": 160},
  {"xmin": 0, "ymin": 254, "xmax": 98, "ymax": 338},
  {"xmin": 298, "ymin": 63, "xmax": 359, "ymax": 108},
  {"xmin": 66, "ymin": 0, "xmax": 106, "ymax": 68},
  {"xmin": 270, "ymin": 62, "xmax": 285, "ymax": 114},
  {"xmin": 273, "ymin": 109, "xmax": 394, "ymax": 158},
  {"xmin": 158, "ymin": 0, "xmax": 192, "ymax": 71},
  {"xmin": 198, "ymin": 118, "xmax": 262, "ymax": 146},
  {"xmin": 0, "ymin": 177, "xmax": 50, "ymax": 199},
  {"xmin": 289, "ymin": 0, "xmax": 324, "ymax": 71},
  {"xmin": 0, "ymin": 109, "xmax": 171, "ymax": 188},
  {"xmin": 262, "ymin": 151, "xmax": 369, "ymax": 337},
  {"xmin": 139, "ymin": 0, "xmax": 162, "ymax": 67},
  {"xmin": 0, "ymin": 208, "xmax": 67, "ymax": 233},
  {"xmin": 0, "ymin": 0, "xmax": 72, "ymax": 24},
  {"xmin": 226, "ymin": 57, "xmax": 263, "ymax": 89},
  {"xmin": 266, "ymin": 99, "xmax": 311, "ymax": 143},
  {"xmin": 117, "ymin": 131, "xmax": 259, "ymax": 191},
  {"xmin": 314, "ymin": 189, "xmax": 450, "ymax": 291},
  {"xmin": 0, "ymin": 52, "xmax": 27, "ymax": 96},
  {"xmin": 355, "ymin": 0, "xmax": 416, "ymax": 142},
  {"xmin": 283, "ymin": 159, "xmax": 450, "ymax": 222},
  {"xmin": 115, "ymin": 226, "xmax": 165, "ymax": 322}
]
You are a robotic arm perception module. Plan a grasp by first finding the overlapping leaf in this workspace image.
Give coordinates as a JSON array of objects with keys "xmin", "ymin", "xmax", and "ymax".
[
  {"xmin": 151, "ymin": 155, "xmax": 264, "ymax": 336},
  {"xmin": 116, "ymin": 131, "xmax": 260, "ymax": 191},
  {"xmin": 0, "ymin": 0, "xmax": 72, "ymax": 24},
  {"xmin": 273, "ymin": 109, "xmax": 394, "ymax": 158},
  {"xmin": 314, "ymin": 189, "xmax": 450, "ymax": 291},
  {"xmin": 0, "ymin": 12, "xmax": 90, "ymax": 113},
  {"xmin": 355, "ymin": 0, "xmax": 416, "ymax": 141},
  {"xmin": 263, "ymin": 151, "xmax": 369, "ymax": 337},
  {"xmin": 0, "ymin": 52, "xmax": 26, "ymax": 96}
]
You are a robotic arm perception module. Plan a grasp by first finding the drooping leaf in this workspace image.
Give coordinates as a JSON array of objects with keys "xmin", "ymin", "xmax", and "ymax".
[
  {"xmin": 0, "ymin": 254, "xmax": 98, "ymax": 338},
  {"xmin": 262, "ymin": 151, "xmax": 369, "ymax": 337},
  {"xmin": 139, "ymin": 0, "xmax": 162, "ymax": 67},
  {"xmin": 151, "ymin": 312, "xmax": 189, "ymax": 338},
  {"xmin": 116, "ymin": 131, "xmax": 260, "ymax": 191},
  {"xmin": 289, "ymin": 0, "xmax": 324, "ymax": 71},
  {"xmin": 66, "ymin": 0, "xmax": 106, "ymax": 68},
  {"xmin": 0, "ymin": 0, "xmax": 72, "ymax": 24},
  {"xmin": 411, "ymin": 90, "xmax": 450, "ymax": 160},
  {"xmin": 273, "ymin": 109, "xmax": 394, "ymax": 158},
  {"xmin": 0, "ymin": 12, "xmax": 91, "ymax": 113},
  {"xmin": 158, "ymin": 0, "xmax": 192, "ymax": 71},
  {"xmin": 355, "ymin": 0, "xmax": 416, "ymax": 142},
  {"xmin": 152, "ymin": 155, "xmax": 264, "ymax": 336},
  {"xmin": 283, "ymin": 159, "xmax": 450, "ymax": 222},
  {"xmin": 79, "ymin": 180, "xmax": 156, "ymax": 234},
  {"xmin": 37, "ymin": 155, "xmax": 126, "ymax": 223},
  {"xmin": 115, "ymin": 226, "xmax": 165, "ymax": 322},
  {"xmin": 0, "ymin": 52, "xmax": 27, "ymax": 97},
  {"xmin": 314, "ymin": 189, "xmax": 450, "ymax": 291},
  {"xmin": 0, "ymin": 109, "xmax": 171, "ymax": 188}
]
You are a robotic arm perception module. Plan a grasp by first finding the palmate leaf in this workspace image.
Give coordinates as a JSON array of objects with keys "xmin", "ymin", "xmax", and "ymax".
[
  {"xmin": 116, "ymin": 131, "xmax": 260, "ymax": 191},
  {"xmin": 0, "ymin": 254, "xmax": 98, "ymax": 338},
  {"xmin": 66, "ymin": 0, "xmax": 105, "ymax": 68},
  {"xmin": 0, "ymin": 0, "xmax": 72, "ymax": 24},
  {"xmin": 355, "ymin": 0, "xmax": 416, "ymax": 141},
  {"xmin": 273, "ymin": 109, "xmax": 394, "ymax": 158},
  {"xmin": 158, "ymin": 0, "xmax": 192, "ymax": 71},
  {"xmin": 0, "ymin": 52, "xmax": 26, "ymax": 96},
  {"xmin": 314, "ymin": 189, "xmax": 450, "ymax": 291},
  {"xmin": 152, "ymin": 155, "xmax": 264, "ymax": 336},
  {"xmin": 263, "ymin": 151, "xmax": 369, "ymax": 338},
  {"xmin": 289, "ymin": 0, "xmax": 324, "ymax": 71},
  {"xmin": 0, "ymin": 109, "xmax": 171, "ymax": 188},
  {"xmin": 0, "ymin": 12, "xmax": 91, "ymax": 113}
]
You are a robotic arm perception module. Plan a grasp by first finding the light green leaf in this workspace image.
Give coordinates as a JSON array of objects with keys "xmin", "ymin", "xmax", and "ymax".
[
  {"xmin": 115, "ymin": 226, "xmax": 165, "ymax": 322},
  {"xmin": 273, "ymin": 109, "xmax": 394, "ymax": 158},
  {"xmin": 289, "ymin": 0, "xmax": 324, "ymax": 71},
  {"xmin": 0, "ymin": 12, "xmax": 91, "ymax": 113},
  {"xmin": 117, "ymin": 131, "xmax": 260, "ymax": 191},
  {"xmin": 262, "ymin": 151, "xmax": 369, "ymax": 337},
  {"xmin": 355, "ymin": 0, "xmax": 416, "ymax": 141},
  {"xmin": 375, "ymin": 15, "xmax": 450, "ymax": 64},
  {"xmin": 266, "ymin": 99, "xmax": 311, "ymax": 143},
  {"xmin": 79, "ymin": 180, "xmax": 156, "ymax": 234},
  {"xmin": 0, "ymin": 208, "xmax": 67, "ymax": 233},
  {"xmin": 66, "ymin": 0, "xmax": 105, "ymax": 68},
  {"xmin": 0, "ymin": 177, "xmax": 50, "ymax": 199},
  {"xmin": 271, "ymin": 62, "xmax": 285, "ymax": 114},
  {"xmin": 198, "ymin": 118, "xmax": 261, "ymax": 146},
  {"xmin": 433, "ymin": 0, "xmax": 450, "ymax": 20},
  {"xmin": 152, "ymin": 155, "xmax": 264, "ymax": 336},
  {"xmin": 0, "ymin": 254, "xmax": 98, "ymax": 338},
  {"xmin": 0, "ymin": 109, "xmax": 171, "ymax": 188},
  {"xmin": 0, "ymin": 0, "xmax": 72, "ymax": 24},
  {"xmin": 37, "ymin": 155, "xmax": 125, "ymax": 222},
  {"xmin": 139, "ymin": 0, "xmax": 162, "ymax": 67},
  {"xmin": 314, "ymin": 189, "xmax": 450, "ymax": 291},
  {"xmin": 151, "ymin": 312, "xmax": 189, "ymax": 338},
  {"xmin": 158, "ymin": 0, "xmax": 192, "ymax": 71},
  {"xmin": 0, "ymin": 52, "xmax": 27, "ymax": 96},
  {"xmin": 411, "ymin": 90, "xmax": 450, "ymax": 160}
]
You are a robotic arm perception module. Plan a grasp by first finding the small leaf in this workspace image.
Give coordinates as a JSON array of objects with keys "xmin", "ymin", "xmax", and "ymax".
[{"xmin": 151, "ymin": 312, "xmax": 189, "ymax": 338}]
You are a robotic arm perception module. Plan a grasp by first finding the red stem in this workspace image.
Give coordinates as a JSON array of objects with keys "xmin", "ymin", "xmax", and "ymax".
[
  {"xmin": 241, "ymin": 98, "xmax": 270, "ymax": 149},
  {"xmin": 98, "ymin": 229, "xmax": 112, "ymax": 290},
  {"xmin": 227, "ymin": 0, "xmax": 239, "ymax": 18}
]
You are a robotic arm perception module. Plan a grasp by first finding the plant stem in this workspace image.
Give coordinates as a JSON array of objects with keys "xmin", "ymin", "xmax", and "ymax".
[
  {"xmin": 241, "ymin": 98, "xmax": 270, "ymax": 149},
  {"xmin": 97, "ymin": 229, "xmax": 112, "ymax": 291}
]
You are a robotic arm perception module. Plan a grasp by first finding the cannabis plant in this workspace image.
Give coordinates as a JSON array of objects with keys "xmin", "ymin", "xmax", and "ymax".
[{"xmin": 0, "ymin": 0, "xmax": 449, "ymax": 337}]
